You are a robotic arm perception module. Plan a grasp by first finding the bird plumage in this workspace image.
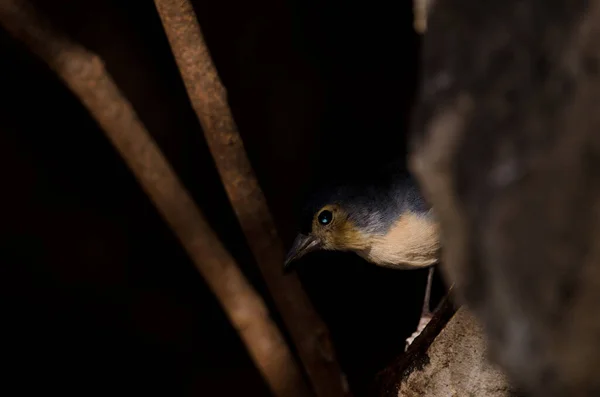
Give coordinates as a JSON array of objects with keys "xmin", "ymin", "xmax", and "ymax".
[
  {"xmin": 285, "ymin": 170, "xmax": 440, "ymax": 270},
  {"xmin": 284, "ymin": 168, "xmax": 442, "ymax": 349}
]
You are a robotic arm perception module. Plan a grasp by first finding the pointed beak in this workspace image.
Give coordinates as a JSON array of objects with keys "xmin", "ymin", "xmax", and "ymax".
[{"xmin": 283, "ymin": 234, "xmax": 322, "ymax": 272}]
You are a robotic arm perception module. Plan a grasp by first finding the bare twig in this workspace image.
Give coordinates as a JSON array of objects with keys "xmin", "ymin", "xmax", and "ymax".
[
  {"xmin": 413, "ymin": 0, "xmax": 433, "ymax": 34},
  {"xmin": 0, "ymin": 2, "xmax": 313, "ymax": 396},
  {"xmin": 152, "ymin": 1, "xmax": 351, "ymax": 397},
  {"xmin": 372, "ymin": 289, "xmax": 457, "ymax": 397}
]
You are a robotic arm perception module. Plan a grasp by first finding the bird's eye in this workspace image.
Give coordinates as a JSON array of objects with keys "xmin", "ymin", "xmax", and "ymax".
[{"xmin": 317, "ymin": 210, "xmax": 333, "ymax": 226}]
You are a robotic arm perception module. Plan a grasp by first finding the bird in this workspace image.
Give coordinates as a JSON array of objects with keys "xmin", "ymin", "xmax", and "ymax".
[{"xmin": 283, "ymin": 168, "xmax": 441, "ymax": 348}]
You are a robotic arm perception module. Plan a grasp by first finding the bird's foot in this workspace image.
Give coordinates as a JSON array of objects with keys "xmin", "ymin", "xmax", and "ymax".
[
  {"xmin": 405, "ymin": 266, "xmax": 436, "ymax": 350},
  {"xmin": 405, "ymin": 312, "xmax": 433, "ymax": 351}
]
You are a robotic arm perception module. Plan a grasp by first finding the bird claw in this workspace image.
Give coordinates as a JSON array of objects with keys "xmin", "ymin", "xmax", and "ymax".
[{"xmin": 405, "ymin": 312, "xmax": 433, "ymax": 351}]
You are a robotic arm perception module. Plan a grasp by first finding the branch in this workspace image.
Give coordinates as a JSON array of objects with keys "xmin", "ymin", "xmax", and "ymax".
[
  {"xmin": 152, "ymin": 1, "xmax": 351, "ymax": 397},
  {"xmin": 413, "ymin": 0, "xmax": 433, "ymax": 34},
  {"xmin": 371, "ymin": 290, "xmax": 457, "ymax": 396},
  {"xmin": 0, "ymin": 2, "xmax": 313, "ymax": 396}
]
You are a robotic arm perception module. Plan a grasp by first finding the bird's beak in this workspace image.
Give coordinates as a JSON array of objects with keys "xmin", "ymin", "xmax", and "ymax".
[{"xmin": 283, "ymin": 234, "xmax": 322, "ymax": 272}]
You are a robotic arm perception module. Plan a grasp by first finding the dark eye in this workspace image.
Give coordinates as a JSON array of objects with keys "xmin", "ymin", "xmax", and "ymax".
[{"xmin": 317, "ymin": 210, "xmax": 333, "ymax": 226}]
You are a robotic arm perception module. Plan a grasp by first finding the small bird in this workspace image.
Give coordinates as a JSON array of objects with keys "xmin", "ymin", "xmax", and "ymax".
[{"xmin": 284, "ymin": 170, "xmax": 441, "ymax": 348}]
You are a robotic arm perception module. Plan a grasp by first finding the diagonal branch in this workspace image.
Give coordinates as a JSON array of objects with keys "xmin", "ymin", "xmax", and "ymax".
[
  {"xmin": 0, "ymin": 2, "xmax": 313, "ymax": 396},
  {"xmin": 152, "ymin": 1, "xmax": 352, "ymax": 397}
]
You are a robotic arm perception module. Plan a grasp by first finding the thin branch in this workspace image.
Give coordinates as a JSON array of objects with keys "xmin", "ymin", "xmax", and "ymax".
[
  {"xmin": 152, "ymin": 1, "xmax": 352, "ymax": 397},
  {"xmin": 0, "ymin": 2, "xmax": 313, "ymax": 396},
  {"xmin": 372, "ymin": 290, "xmax": 458, "ymax": 397},
  {"xmin": 413, "ymin": 0, "xmax": 433, "ymax": 34}
]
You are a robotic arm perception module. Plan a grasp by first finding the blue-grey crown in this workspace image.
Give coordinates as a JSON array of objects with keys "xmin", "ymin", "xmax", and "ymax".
[{"xmin": 299, "ymin": 171, "xmax": 431, "ymax": 236}]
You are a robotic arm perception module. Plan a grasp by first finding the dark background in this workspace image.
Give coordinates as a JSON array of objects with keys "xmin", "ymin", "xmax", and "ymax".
[{"xmin": 0, "ymin": 1, "xmax": 442, "ymax": 395}]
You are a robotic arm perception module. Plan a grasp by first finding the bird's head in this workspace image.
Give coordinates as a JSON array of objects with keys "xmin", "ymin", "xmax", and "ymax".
[{"xmin": 284, "ymin": 174, "xmax": 441, "ymax": 271}]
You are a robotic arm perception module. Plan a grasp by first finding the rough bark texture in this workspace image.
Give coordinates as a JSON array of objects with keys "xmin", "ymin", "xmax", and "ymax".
[
  {"xmin": 410, "ymin": 0, "xmax": 600, "ymax": 396},
  {"xmin": 399, "ymin": 307, "xmax": 520, "ymax": 397},
  {"xmin": 371, "ymin": 292, "xmax": 457, "ymax": 397}
]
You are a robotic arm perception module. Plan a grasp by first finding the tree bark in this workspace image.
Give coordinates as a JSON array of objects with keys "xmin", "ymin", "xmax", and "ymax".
[{"xmin": 410, "ymin": 0, "xmax": 600, "ymax": 396}]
